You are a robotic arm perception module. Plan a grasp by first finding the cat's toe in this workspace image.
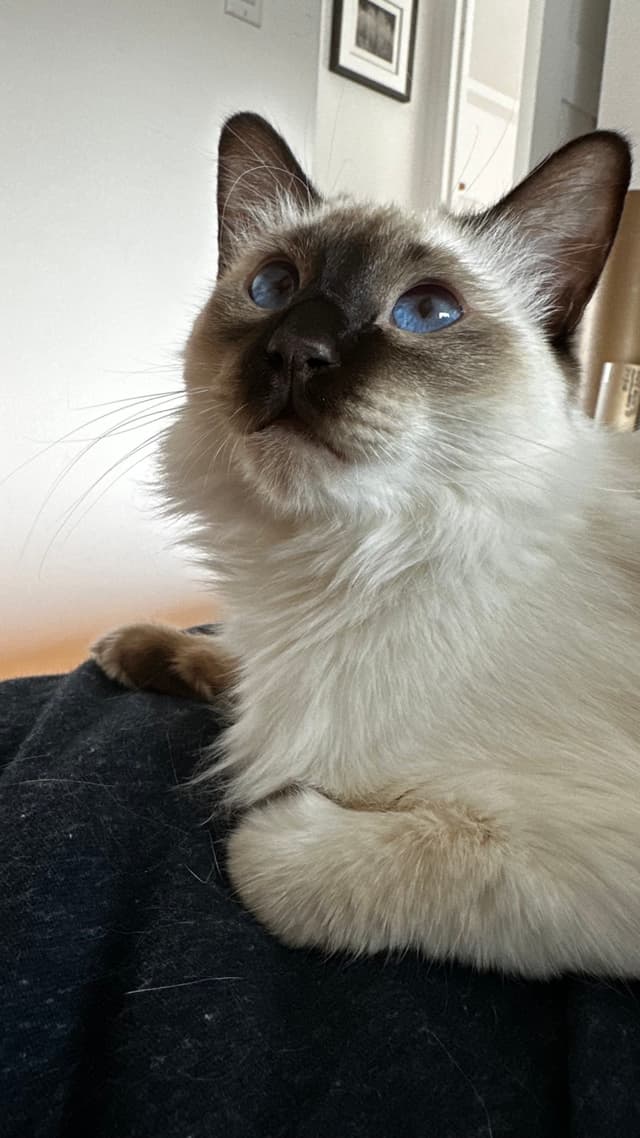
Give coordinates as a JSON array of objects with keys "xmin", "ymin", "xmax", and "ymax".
[
  {"xmin": 90, "ymin": 623, "xmax": 162, "ymax": 690},
  {"xmin": 90, "ymin": 622, "xmax": 197, "ymax": 695},
  {"xmin": 91, "ymin": 622, "xmax": 231, "ymax": 700}
]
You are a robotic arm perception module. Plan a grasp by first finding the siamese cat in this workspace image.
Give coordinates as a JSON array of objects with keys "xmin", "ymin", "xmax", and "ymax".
[{"xmin": 94, "ymin": 112, "xmax": 640, "ymax": 977}]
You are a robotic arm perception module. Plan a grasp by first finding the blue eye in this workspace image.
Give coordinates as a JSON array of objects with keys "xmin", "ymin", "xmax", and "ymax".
[
  {"xmin": 249, "ymin": 260, "xmax": 298, "ymax": 309},
  {"xmin": 391, "ymin": 283, "xmax": 462, "ymax": 333}
]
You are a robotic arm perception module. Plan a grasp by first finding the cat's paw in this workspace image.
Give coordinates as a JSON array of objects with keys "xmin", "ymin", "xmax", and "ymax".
[
  {"xmin": 226, "ymin": 788, "xmax": 507, "ymax": 959},
  {"xmin": 226, "ymin": 789, "xmax": 371, "ymax": 953},
  {"xmin": 91, "ymin": 622, "xmax": 234, "ymax": 701}
]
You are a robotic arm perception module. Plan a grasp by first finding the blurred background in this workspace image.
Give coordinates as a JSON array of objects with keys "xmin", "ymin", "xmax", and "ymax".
[{"xmin": 1, "ymin": 0, "xmax": 637, "ymax": 677}]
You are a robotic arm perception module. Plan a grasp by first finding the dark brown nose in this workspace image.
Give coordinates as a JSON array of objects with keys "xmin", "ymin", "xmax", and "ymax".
[{"xmin": 266, "ymin": 299, "xmax": 343, "ymax": 388}]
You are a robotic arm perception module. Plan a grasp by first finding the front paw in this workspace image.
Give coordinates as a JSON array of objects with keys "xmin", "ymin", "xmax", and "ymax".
[
  {"xmin": 226, "ymin": 790, "xmax": 362, "ymax": 952},
  {"xmin": 227, "ymin": 789, "xmax": 508, "ymax": 961},
  {"xmin": 91, "ymin": 622, "xmax": 232, "ymax": 700}
]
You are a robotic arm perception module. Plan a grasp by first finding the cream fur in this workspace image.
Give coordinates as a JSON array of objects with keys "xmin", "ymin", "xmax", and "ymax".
[{"xmin": 158, "ymin": 157, "xmax": 640, "ymax": 978}]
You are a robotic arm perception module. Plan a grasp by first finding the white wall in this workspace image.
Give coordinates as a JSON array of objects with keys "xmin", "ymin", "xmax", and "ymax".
[
  {"xmin": 314, "ymin": 0, "xmax": 458, "ymax": 209},
  {"xmin": 598, "ymin": 0, "xmax": 640, "ymax": 187},
  {"xmin": 1, "ymin": 0, "xmax": 321, "ymax": 659}
]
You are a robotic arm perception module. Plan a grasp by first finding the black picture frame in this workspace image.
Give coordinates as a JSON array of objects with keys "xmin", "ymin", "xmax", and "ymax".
[{"xmin": 329, "ymin": 0, "xmax": 418, "ymax": 104}]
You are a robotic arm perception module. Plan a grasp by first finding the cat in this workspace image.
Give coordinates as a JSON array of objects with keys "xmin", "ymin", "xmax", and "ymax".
[{"xmin": 93, "ymin": 111, "xmax": 640, "ymax": 978}]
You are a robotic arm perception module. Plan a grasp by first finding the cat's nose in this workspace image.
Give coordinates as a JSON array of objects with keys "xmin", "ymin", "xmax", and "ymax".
[
  {"xmin": 267, "ymin": 328, "xmax": 339, "ymax": 379},
  {"xmin": 266, "ymin": 299, "xmax": 343, "ymax": 386}
]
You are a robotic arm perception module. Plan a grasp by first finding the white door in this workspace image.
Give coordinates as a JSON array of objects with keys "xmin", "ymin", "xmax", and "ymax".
[
  {"xmin": 447, "ymin": 0, "xmax": 530, "ymax": 213},
  {"xmin": 445, "ymin": 0, "xmax": 610, "ymax": 211},
  {"xmin": 514, "ymin": 0, "xmax": 610, "ymax": 179}
]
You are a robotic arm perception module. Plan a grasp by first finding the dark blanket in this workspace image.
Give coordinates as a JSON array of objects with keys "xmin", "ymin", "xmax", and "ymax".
[{"xmin": 2, "ymin": 657, "xmax": 640, "ymax": 1138}]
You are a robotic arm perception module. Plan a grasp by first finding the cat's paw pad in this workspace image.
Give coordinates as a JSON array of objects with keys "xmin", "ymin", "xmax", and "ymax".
[{"xmin": 91, "ymin": 623, "xmax": 228, "ymax": 700}]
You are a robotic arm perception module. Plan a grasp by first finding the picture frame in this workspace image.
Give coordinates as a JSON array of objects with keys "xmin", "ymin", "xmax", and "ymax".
[{"xmin": 329, "ymin": 0, "xmax": 418, "ymax": 104}]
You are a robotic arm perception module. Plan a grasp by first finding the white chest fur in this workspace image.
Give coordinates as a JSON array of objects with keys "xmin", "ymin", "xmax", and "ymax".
[{"xmin": 213, "ymin": 454, "xmax": 640, "ymax": 817}]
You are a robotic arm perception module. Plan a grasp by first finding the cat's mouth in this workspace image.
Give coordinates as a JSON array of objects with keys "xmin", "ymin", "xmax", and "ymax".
[{"xmin": 250, "ymin": 407, "xmax": 347, "ymax": 463}]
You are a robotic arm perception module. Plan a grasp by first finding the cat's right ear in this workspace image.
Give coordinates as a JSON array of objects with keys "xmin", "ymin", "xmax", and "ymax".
[
  {"xmin": 472, "ymin": 131, "xmax": 631, "ymax": 343},
  {"xmin": 216, "ymin": 112, "xmax": 320, "ymax": 275}
]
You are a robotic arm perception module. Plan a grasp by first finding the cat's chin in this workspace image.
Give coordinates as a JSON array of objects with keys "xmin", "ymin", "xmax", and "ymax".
[
  {"xmin": 248, "ymin": 419, "xmax": 348, "ymax": 465},
  {"xmin": 236, "ymin": 419, "xmax": 355, "ymax": 514}
]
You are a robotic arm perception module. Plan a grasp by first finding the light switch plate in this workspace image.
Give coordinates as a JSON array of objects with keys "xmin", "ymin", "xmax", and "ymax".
[{"xmin": 224, "ymin": 0, "xmax": 262, "ymax": 28}]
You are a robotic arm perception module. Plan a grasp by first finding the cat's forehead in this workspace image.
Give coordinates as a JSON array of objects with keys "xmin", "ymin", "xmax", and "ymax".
[
  {"xmin": 302, "ymin": 202, "xmax": 425, "ymax": 252},
  {"xmin": 255, "ymin": 199, "xmax": 472, "ymax": 289}
]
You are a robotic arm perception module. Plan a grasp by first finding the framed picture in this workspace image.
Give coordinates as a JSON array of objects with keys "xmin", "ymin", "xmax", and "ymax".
[{"xmin": 329, "ymin": 0, "xmax": 418, "ymax": 103}]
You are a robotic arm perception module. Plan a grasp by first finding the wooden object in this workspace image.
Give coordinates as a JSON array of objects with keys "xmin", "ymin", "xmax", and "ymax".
[
  {"xmin": 581, "ymin": 191, "xmax": 640, "ymax": 416},
  {"xmin": 594, "ymin": 362, "xmax": 640, "ymax": 429}
]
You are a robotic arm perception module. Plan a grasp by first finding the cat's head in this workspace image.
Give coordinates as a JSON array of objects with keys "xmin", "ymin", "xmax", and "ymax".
[{"xmin": 168, "ymin": 113, "xmax": 630, "ymax": 522}]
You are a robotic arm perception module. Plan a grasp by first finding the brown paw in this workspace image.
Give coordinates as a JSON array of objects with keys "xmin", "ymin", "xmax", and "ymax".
[{"xmin": 91, "ymin": 622, "xmax": 234, "ymax": 701}]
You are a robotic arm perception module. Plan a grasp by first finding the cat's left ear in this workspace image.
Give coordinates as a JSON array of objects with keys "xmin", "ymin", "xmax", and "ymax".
[
  {"xmin": 217, "ymin": 112, "xmax": 320, "ymax": 275},
  {"xmin": 476, "ymin": 131, "xmax": 631, "ymax": 341}
]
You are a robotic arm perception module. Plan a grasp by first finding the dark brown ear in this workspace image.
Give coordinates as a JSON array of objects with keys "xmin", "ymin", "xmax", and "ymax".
[
  {"xmin": 216, "ymin": 112, "xmax": 320, "ymax": 275},
  {"xmin": 476, "ymin": 131, "xmax": 631, "ymax": 342}
]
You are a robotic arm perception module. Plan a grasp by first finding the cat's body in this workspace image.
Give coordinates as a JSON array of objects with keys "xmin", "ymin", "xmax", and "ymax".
[{"xmin": 95, "ymin": 115, "xmax": 640, "ymax": 976}]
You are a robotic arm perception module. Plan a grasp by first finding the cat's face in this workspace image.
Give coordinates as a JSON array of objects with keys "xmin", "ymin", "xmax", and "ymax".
[{"xmin": 169, "ymin": 115, "xmax": 629, "ymax": 521}]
